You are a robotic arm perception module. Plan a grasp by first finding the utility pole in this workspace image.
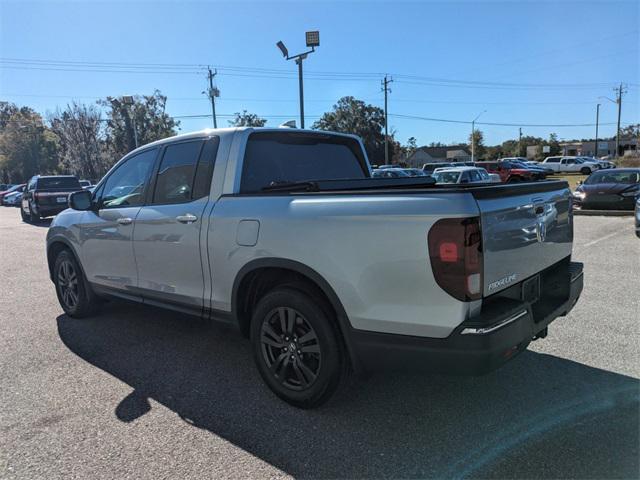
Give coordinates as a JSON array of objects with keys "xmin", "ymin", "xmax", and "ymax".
[
  {"xmin": 382, "ymin": 75, "xmax": 393, "ymax": 164},
  {"xmin": 518, "ymin": 127, "xmax": 523, "ymax": 157},
  {"xmin": 207, "ymin": 67, "xmax": 219, "ymax": 128},
  {"xmin": 594, "ymin": 103, "xmax": 600, "ymax": 157},
  {"xmin": 614, "ymin": 83, "xmax": 626, "ymax": 158}
]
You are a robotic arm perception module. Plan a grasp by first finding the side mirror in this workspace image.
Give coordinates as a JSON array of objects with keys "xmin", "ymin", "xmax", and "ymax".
[{"xmin": 69, "ymin": 190, "xmax": 92, "ymax": 211}]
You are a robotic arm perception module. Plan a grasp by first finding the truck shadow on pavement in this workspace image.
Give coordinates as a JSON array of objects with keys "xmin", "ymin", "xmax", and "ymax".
[{"xmin": 57, "ymin": 301, "xmax": 639, "ymax": 479}]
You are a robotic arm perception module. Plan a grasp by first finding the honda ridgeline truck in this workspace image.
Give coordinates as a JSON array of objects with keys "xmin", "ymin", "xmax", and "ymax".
[{"xmin": 46, "ymin": 128, "xmax": 583, "ymax": 408}]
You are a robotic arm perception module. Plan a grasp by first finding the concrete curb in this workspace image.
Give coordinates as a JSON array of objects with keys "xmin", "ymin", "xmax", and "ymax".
[{"xmin": 573, "ymin": 209, "xmax": 633, "ymax": 217}]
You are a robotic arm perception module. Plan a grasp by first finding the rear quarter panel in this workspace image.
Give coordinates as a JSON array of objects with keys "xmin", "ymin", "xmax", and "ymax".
[{"xmin": 208, "ymin": 193, "xmax": 480, "ymax": 338}]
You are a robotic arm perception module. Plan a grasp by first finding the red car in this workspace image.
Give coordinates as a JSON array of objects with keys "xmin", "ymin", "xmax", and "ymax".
[
  {"xmin": 0, "ymin": 184, "xmax": 25, "ymax": 205},
  {"xmin": 475, "ymin": 161, "xmax": 538, "ymax": 183}
]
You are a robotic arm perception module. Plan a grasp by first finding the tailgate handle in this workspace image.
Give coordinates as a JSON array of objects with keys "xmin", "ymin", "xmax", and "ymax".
[{"xmin": 534, "ymin": 205, "xmax": 544, "ymax": 215}]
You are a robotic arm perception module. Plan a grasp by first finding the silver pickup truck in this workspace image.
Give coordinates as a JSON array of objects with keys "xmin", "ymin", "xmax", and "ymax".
[{"xmin": 47, "ymin": 128, "xmax": 583, "ymax": 408}]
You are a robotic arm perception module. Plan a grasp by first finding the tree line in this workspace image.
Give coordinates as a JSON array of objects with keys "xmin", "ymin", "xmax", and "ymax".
[{"xmin": 2, "ymin": 92, "xmax": 637, "ymax": 183}]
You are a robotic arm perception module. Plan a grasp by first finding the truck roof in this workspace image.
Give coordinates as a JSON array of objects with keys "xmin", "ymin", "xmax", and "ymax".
[{"xmin": 128, "ymin": 127, "xmax": 363, "ymax": 154}]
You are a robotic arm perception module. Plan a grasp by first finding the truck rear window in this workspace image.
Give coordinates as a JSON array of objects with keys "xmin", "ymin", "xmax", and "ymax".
[
  {"xmin": 240, "ymin": 132, "xmax": 368, "ymax": 193},
  {"xmin": 37, "ymin": 177, "xmax": 81, "ymax": 189}
]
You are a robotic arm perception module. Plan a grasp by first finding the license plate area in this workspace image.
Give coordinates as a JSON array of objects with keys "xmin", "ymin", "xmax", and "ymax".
[{"xmin": 522, "ymin": 275, "xmax": 540, "ymax": 304}]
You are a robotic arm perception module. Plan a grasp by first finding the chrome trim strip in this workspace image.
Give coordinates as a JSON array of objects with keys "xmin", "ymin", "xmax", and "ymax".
[{"xmin": 461, "ymin": 310, "xmax": 528, "ymax": 335}]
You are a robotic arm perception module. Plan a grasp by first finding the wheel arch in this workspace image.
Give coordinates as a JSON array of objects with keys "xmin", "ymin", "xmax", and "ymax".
[
  {"xmin": 46, "ymin": 237, "xmax": 84, "ymax": 282},
  {"xmin": 232, "ymin": 258, "xmax": 362, "ymax": 372}
]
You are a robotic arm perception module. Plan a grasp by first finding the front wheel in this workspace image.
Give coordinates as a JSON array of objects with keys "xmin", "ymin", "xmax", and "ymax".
[
  {"xmin": 53, "ymin": 249, "xmax": 100, "ymax": 318},
  {"xmin": 250, "ymin": 288, "xmax": 344, "ymax": 408},
  {"xmin": 580, "ymin": 167, "xmax": 592, "ymax": 175},
  {"xmin": 20, "ymin": 206, "xmax": 29, "ymax": 222}
]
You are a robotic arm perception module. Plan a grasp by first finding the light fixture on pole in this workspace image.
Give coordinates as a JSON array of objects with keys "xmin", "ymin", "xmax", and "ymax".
[
  {"xmin": 276, "ymin": 31, "xmax": 319, "ymax": 129},
  {"xmin": 471, "ymin": 110, "xmax": 486, "ymax": 162},
  {"xmin": 121, "ymin": 95, "xmax": 139, "ymax": 149}
]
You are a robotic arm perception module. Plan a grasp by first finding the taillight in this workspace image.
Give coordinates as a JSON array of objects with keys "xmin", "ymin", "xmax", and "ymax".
[{"xmin": 428, "ymin": 217, "xmax": 483, "ymax": 301}]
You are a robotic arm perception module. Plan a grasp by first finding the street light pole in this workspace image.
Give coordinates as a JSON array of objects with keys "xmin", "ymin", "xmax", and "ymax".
[
  {"xmin": 276, "ymin": 31, "xmax": 319, "ymax": 129},
  {"xmin": 470, "ymin": 110, "xmax": 486, "ymax": 162},
  {"xmin": 296, "ymin": 57, "xmax": 305, "ymax": 128}
]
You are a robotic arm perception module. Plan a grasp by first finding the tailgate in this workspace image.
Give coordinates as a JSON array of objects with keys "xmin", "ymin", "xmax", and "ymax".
[
  {"xmin": 36, "ymin": 190, "xmax": 79, "ymax": 206},
  {"xmin": 474, "ymin": 183, "xmax": 573, "ymax": 297}
]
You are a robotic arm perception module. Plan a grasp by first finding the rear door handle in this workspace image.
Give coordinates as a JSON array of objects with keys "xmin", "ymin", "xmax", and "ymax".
[
  {"xmin": 117, "ymin": 217, "xmax": 133, "ymax": 225},
  {"xmin": 176, "ymin": 213, "xmax": 198, "ymax": 224}
]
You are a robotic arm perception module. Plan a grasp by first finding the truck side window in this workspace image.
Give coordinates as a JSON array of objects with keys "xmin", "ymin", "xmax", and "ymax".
[
  {"xmin": 152, "ymin": 141, "xmax": 203, "ymax": 204},
  {"xmin": 192, "ymin": 137, "xmax": 219, "ymax": 200},
  {"xmin": 240, "ymin": 132, "xmax": 368, "ymax": 193},
  {"xmin": 100, "ymin": 148, "xmax": 157, "ymax": 208}
]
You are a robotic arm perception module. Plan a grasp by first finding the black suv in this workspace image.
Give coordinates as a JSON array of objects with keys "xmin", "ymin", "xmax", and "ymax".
[{"xmin": 21, "ymin": 175, "xmax": 83, "ymax": 222}]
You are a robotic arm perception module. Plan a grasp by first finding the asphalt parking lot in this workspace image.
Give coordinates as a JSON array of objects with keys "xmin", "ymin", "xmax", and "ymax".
[{"xmin": 1, "ymin": 206, "xmax": 638, "ymax": 479}]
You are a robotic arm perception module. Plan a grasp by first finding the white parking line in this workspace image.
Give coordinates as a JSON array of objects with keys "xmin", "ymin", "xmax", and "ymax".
[{"xmin": 579, "ymin": 229, "xmax": 627, "ymax": 249}]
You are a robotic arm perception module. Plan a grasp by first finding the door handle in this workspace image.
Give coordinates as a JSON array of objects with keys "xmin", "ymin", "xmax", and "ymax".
[
  {"xmin": 117, "ymin": 217, "xmax": 133, "ymax": 225},
  {"xmin": 176, "ymin": 213, "xmax": 198, "ymax": 224}
]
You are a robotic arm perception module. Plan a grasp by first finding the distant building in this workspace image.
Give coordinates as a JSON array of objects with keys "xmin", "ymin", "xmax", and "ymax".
[
  {"xmin": 560, "ymin": 138, "xmax": 638, "ymax": 158},
  {"xmin": 406, "ymin": 145, "xmax": 472, "ymax": 167}
]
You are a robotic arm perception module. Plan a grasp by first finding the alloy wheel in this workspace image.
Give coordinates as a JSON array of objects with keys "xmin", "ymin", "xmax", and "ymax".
[
  {"xmin": 260, "ymin": 307, "xmax": 322, "ymax": 391},
  {"xmin": 57, "ymin": 259, "xmax": 79, "ymax": 310}
]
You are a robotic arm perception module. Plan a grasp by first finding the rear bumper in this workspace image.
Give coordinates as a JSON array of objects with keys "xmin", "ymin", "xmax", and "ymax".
[
  {"xmin": 351, "ymin": 261, "xmax": 583, "ymax": 375},
  {"xmin": 34, "ymin": 204, "xmax": 68, "ymax": 217}
]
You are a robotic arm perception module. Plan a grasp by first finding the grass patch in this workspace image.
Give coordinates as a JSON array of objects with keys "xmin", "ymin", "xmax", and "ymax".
[{"xmin": 547, "ymin": 174, "xmax": 587, "ymax": 191}]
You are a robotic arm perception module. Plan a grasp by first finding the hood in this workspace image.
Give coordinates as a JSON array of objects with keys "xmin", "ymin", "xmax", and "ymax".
[{"xmin": 578, "ymin": 183, "xmax": 640, "ymax": 195}]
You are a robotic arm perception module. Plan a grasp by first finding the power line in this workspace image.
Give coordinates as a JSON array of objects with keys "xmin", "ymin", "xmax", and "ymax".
[
  {"xmin": 388, "ymin": 113, "xmax": 631, "ymax": 128},
  {"xmin": 0, "ymin": 57, "xmax": 631, "ymax": 90}
]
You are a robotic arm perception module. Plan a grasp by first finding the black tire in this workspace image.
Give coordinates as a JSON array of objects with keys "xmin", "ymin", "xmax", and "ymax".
[
  {"xmin": 53, "ymin": 249, "xmax": 100, "ymax": 318},
  {"xmin": 250, "ymin": 287, "xmax": 344, "ymax": 408},
  {"xmin": 580, "ymin": 167, "xmax": 591, "ymax": 175},
  {"xmin": 20, "ymin": 205, "xmax": 29, "ymax": 222}
]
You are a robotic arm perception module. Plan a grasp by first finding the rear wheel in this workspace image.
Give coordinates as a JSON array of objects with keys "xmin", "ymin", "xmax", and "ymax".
[
  {"xmin": 250, "ymin": 288, "xmax": 344, "ymax": 408},
  {"xmin": 53, "ymin": 249, "xmax": 100, "ymax": 318},
  {"xmin": 28, "ymin": 203, "xmax": 40, "ymax": 223},
  {"xmin": 580, "ymin": 167, "xmax": 592, "ymax": 175}
]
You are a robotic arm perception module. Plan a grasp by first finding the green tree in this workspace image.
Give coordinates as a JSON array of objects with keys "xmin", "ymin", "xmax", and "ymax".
[
  {"xmin": 49, "ymin": 102, "xmax": 107, "ymax": 180},
  {"xmin": 99, "ymin": 90, "xmax": 179, "ymax": 161},
  {"xmin": 469, "ymin": 129, "xmax": 486, "ymax": 159},
  {"xmin": 405, "ymin": 136, "xmax": 418, "ymax": 158},
  {"xmin": 0, "ymin": 104, "xmax": 58, "ymax": 182},
  {"xmin": 547, "ymin": 132, "xmax": 561, "ymax": 156},
  {"xmin": 313, "ymin": 96, "xmax": 386, "ymax": 163},
  {"xmin": 620, "ymin": 123, "xmax": 639, "ymax": 139},
  {"xmin": 228, "ymin": 110, "xmax": 267, "ymax": 127}
]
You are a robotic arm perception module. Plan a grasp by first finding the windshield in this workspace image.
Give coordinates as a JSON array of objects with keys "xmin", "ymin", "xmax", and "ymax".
[
  {"xmin": 585, "ymin": 171, "xmax": 640, "ymax": 185},
  {"xmin": 38, "ymin": 177, "xmax": 81, "ymax": 189},
  {"xmin": 433, "ymin": 171, "xmax": 461, "ymax": 183}
]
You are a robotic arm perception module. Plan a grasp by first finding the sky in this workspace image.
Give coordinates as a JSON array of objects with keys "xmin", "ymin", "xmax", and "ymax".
[{"xmin": 0, "ymin": 0, "xmax": 638, "ymax": 147}]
